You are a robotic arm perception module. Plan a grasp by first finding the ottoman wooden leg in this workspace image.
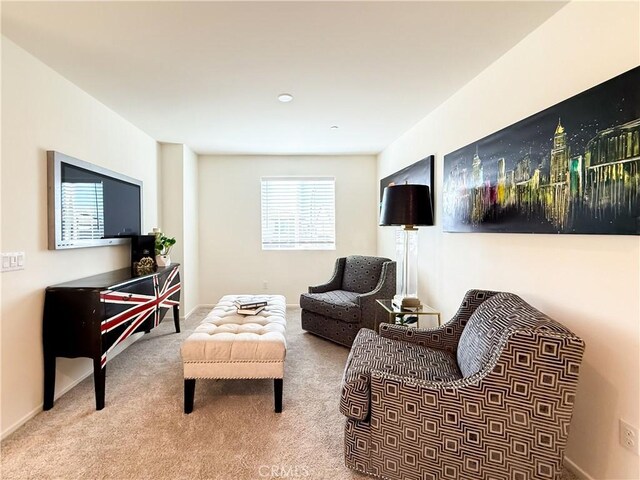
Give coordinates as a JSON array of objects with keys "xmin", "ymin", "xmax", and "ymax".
[
  {"xmin": 184, "ymin": 379, "xmax": 196, "ymax": 414},
  {"xmin": 274, "ymin": 378, "xmax": 283, "ymax": 413}
]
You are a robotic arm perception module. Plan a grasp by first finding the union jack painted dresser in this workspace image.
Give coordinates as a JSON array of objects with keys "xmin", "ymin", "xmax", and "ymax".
[{"xmin": 43, "ymin": 264, "xmax": 181, "ymax": 410}]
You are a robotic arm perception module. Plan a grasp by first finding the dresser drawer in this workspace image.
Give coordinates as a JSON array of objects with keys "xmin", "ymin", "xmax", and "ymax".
[{"xmin": 100, "ymin": 276, "xmax": 157, "ymax": 354}]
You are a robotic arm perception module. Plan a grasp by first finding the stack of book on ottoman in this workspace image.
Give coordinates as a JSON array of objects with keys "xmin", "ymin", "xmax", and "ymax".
[{"xmin": 234, "ymin": 299, "xmax": 268, "ymax": 315}]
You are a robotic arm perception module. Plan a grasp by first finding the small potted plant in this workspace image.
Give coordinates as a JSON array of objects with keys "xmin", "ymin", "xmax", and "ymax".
[{"xmin": 155, "ymin": 234, "xmax": 176, "ymax": 267}]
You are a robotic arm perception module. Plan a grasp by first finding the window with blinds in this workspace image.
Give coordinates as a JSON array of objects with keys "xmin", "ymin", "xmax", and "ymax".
[
  {"xmin": 261, "ymin": 177, "xmax": 336, "ymax": 250},
  {"xmin": 61, "ymin": 181, "xmax": 105, "ymax": 241}
]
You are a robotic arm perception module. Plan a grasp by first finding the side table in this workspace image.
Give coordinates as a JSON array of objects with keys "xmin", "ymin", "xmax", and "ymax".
[{"xmin": 375, "ymin": 299, "xmax": 441, "ymax": 331}]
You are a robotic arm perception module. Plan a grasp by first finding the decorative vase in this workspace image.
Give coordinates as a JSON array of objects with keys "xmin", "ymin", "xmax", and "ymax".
[{"xmin": 156, "ymin": 254, "xmax": 171, "ymax": 267}]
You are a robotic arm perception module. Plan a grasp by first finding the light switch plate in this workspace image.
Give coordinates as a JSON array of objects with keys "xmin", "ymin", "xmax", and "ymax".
[{"xmin": 1, "ymin": 252, "xmax": 25, "ymax": 272}]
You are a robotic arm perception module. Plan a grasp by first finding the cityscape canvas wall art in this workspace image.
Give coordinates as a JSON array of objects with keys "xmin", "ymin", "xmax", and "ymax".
[{"xmin": 443, "ymin": 66, "xmax": 639, "ymax": 235}]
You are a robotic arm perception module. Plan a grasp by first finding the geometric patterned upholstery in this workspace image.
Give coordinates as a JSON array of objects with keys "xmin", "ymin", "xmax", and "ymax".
[
  {"xmin": 342, "ymin": 255, "xmax": 387, "ymax": 294},
  {"xmin": 456, "ymin": 292, "xmax": 572, "ymax": 377},
  {"xmin": 300, "ymin": 256, "xmax": 396, "ymax": 347},
  {"xmin": 340, "ymin": 328, "xmax": 461, "ymax": 421},
  {"xmin": 299, "ymin": 290, "xmax": 361, "ymax": 323},
  {"xmin": 342, "ymin": 289, "xmax": 585, "ymax": 480},
  {"xmin": 380, "ymin": 289, "xmax": 499, "ymax": 352}
]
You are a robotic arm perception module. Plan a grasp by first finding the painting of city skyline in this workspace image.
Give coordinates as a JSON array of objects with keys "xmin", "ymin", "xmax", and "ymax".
[{"xmin": 443, "ymin": 66, "xmax": 639, "ymax": 235}]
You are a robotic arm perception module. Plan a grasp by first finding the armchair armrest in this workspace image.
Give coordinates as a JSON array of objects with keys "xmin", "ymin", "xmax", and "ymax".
[
  {"xmin": 379, "ymin": 289, "xmax": 500, "ymax": 352},
  {"xmin": 308, "ymin": 257, "xmax": 346, "ymax": 293},
  {"xmin": 357, "ymin": 261, "xmax": 396, "ymax": 330}
]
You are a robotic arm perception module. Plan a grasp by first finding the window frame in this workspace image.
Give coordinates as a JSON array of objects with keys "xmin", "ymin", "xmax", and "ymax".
[{"xmin": 260, "ymin": 176, "xmax": 336, "ymax": 251}]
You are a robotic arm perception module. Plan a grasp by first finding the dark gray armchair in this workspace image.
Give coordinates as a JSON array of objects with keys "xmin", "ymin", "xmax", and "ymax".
[{"xmin": 300, "ymin": 255, "xmax": 396, "ymax": 347}]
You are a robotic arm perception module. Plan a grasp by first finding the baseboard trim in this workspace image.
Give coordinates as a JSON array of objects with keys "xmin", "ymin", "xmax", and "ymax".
[
  {"xmin": 181, "ymin": 305, "xmax": 199, "ymax": 320},
  {"xmin": 564, "ymin": 456, "xmax": 594, "ymax": 480},
  {"xmin": 1, "ymin": 310, "xmax": 192, "ymax": 441},
  {"xmin": 1, "ymin": 405, "xmax": 45, "ymax": 441},
  {"xmin": 1, "ymin": 367, "xmax": 93, "ymax": 441}
]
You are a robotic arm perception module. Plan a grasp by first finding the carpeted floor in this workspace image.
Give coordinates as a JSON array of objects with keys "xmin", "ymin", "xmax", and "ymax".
[{"xmin": 1, "ymin": 308, "xmax": 579, "ymax": 480}]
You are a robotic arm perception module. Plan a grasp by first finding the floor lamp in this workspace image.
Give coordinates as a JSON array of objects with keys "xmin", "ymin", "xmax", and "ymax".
[{"xmin": 379, "ymin": 184, "xmax": 434, "ymax": 309}]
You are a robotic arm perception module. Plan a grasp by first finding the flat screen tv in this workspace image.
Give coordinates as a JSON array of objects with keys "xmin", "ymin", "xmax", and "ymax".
[{"xmin": 47, "ymin": 151, "xmax": 143, "ymax": 250}]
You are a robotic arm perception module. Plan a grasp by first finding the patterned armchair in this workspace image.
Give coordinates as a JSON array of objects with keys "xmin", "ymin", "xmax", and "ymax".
[
  {"xmin": 300, "ymin": 255, "xmax": 396, "ymax": 347},
  {"xmin": 340, "ymin": 289, "xmax": 585, "ymax": 480}
]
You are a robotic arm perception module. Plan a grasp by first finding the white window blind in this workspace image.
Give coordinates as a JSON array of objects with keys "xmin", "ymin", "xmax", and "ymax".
[
  {"xmin": 61, "ymin": 182, "xmax": 105, "ymax": 241},
  {"xmin": 261, "ymin": 177, "xmax": 335, "ymax": 250}
]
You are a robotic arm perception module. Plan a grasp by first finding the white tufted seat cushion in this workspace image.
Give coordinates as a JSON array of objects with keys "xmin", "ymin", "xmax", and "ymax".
[{"xmin": 181, "ymin": 295, "xmax": 287, "ymax": 379}]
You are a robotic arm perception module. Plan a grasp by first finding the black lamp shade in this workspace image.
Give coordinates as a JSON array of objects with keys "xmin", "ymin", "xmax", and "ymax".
[{"xmin": 379, "ymin": 184, "xmax": 434, "ymax": 226}]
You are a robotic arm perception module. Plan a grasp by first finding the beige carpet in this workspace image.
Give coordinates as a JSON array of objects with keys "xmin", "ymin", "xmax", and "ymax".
[{"xmin": 1, "ymin": 308, "xmax": 579, "ymax": 480}]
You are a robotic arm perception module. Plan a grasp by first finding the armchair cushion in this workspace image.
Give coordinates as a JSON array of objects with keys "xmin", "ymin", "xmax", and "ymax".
[
  {"xmin": 300, "ymin": 290, "xmax": 361, "ymax": 323},
  {"xmin": 340, "ymin": 329, "xmax": 462, "ymax": 421},
  {"xmin": 342, "ymin": 255, "xmax": 387, "ymax": 294}
]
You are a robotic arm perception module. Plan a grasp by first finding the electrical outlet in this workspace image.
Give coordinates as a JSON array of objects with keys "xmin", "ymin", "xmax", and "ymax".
[
  {"xmin": 620, "ymin": 419, "xmax": 639, "ymax": 455},
  {"xmin": 263, "ymin": 281, "xmax": 268, "ymax": 290}
]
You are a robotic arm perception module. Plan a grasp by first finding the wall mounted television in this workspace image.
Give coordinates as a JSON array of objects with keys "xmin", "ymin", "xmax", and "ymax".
[{"xmin": 47, "ymin": 151, "xmax": 143, "ymax": 250}]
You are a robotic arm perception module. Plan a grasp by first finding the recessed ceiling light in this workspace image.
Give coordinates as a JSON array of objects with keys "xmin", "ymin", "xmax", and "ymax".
[
  {"xmin": 278, "ymin": 93, "xmax": 293, "ymax": 103},
  {"xmin": 330, "ymin": 125, "xmax": 339, "ymax": 130}
]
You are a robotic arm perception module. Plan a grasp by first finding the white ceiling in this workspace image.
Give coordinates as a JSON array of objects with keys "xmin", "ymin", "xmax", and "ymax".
[{"xmin": 1, "ymin": 1, "xmax": 566, "ymax": 155}]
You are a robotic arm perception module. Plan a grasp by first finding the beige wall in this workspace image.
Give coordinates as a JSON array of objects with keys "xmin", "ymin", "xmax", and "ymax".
[
  {"xmin": 378, "ymin": 2, "xmax": 640, "ymax": 479},
  {"xmin": 159, "ymin": 143, "xmax": 199, "ymax": 315},
  {"xmin": 198, "ymin": 155, "xmax": 378, "ymax": 304},
  {"xmin": 1, "ymin": 38, "xmax": 160, "ymax": 436}
]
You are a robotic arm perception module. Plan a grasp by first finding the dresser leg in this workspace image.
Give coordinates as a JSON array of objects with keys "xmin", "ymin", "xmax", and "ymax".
[
  {"xmin": 274, "ymin": 378, "xmax": 283, "ymax": 413},
  {"xmin": 184, "ymin": 379, "xmax": 195, "ymax": 413},
  {"xmin": 173, "ymin": 305, "xmax": 180, "ymax": 333},
  {"xmin": 43, "ymin": 354, "xmax": 56, "ymax": 410},
  {"xmin": 93, "ymin": 358, "xmax": 105, "ymax": 410}
]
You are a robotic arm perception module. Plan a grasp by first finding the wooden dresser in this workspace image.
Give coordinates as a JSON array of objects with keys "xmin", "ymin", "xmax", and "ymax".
[{"xmin": 43, "ymin": 264, "xmax": 181, "ymax": 410}]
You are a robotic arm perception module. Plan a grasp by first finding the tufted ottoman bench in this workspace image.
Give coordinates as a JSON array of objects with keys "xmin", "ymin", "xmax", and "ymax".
[{"xmin": 181, "ymin": 295, "xmax": 286, "ymax": 413}]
